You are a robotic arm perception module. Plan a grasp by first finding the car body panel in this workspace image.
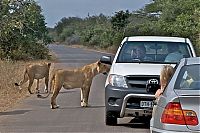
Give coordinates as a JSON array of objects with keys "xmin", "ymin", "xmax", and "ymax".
[
  {"xmin": 150, "ymin": 57, "xmax": 200, "ymax": 133},
  {"xmin": 112, "ymin": 63, "xmax": 166, "ymax": 75}
]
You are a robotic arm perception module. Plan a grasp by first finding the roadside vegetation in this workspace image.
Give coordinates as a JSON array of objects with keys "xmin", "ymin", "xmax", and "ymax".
[
  {"xmin": 49, "ymin": 0, "xmax": 200, "ymax": 55},
  {"xmin": 0, "ymin": 0, "xmax": 51, "ymax": 60}
]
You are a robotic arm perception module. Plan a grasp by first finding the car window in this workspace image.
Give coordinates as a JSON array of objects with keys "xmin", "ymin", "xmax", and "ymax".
[
  {"xmin": 116, "ymin": 41, "xmax": 192, "ymax": 63},
  {"xmin": 175, "ymin": 64, "xmax": 200, "ymax": 90}
]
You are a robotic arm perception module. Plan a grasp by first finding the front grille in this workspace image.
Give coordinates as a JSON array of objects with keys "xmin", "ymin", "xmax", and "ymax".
[
  {"xmin": 125, "ymin": 75, "xmax": 160, "ymax": 93},
  {"xmin": 129, "ymin": 84, "xmax": 146, "ymax": 88}
]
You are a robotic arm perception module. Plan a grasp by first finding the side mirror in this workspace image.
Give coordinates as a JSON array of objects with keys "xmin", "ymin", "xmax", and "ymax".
[{"xmin": 100, "ymin": 55, "xmax": 112, "ymax": 65}]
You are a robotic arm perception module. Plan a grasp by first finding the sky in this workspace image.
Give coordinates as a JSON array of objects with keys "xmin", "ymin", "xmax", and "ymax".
[{"xmin": 36, "ymin": 0, "xmax": 151, "ymax": 28}]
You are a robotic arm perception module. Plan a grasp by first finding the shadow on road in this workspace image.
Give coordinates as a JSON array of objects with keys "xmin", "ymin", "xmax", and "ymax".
[
  {"xmin": 115, "ymin": 117, "xmax": 150, "ymax": 129},
  {"xmin": 35, "ymin": 90, "xmax": 78, "ymax": 96},
  {"xmin": 129, "ymin": 123, "xmax": 149, "ymax": 129},
  {"xmin": 87, "ymin": 105, "xmax": 105, "ymax": 108},
  {"xmin": 0, "ymin": 110, "xmax": 31, "ymax": 116},
  {"xmin": 59, "ymin": 105, "xmax": 104, "ymax": 110},
  {"xmin": 116, "ymin": 123, "xmax": 150, "ymax": 129},
  {"xmin": 58, "ymin": 90, "xmax": 78, "ymax": 94}
]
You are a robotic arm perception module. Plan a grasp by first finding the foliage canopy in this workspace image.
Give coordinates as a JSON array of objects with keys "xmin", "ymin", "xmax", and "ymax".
[{"xmin": 0, "ymin": 0, "xmax": 51, "ymax": 60}]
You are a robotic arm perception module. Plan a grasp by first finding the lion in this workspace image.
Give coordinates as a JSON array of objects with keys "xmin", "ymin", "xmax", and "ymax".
[
  {"xmin": 38, "ymin": 60, "xmax": 110, "ymax": 109},
  {"xmin": 15, "ymin": 62, "xmax": 51, "ymax": 95},
  {"xmin": 155, "ymin": 65, "xmax": 175, "ymax": 98}
]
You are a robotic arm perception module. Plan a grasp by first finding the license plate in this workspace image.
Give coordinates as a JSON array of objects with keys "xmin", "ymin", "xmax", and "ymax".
[{"xmin": 140, "ymin": 101, "xmax": 153, "ymax": 108}]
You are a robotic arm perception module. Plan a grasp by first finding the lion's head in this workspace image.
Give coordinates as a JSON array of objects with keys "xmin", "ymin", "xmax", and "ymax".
[{"xmin": 96, "ymin": 60, "xmax": 110, "ymax": 75}]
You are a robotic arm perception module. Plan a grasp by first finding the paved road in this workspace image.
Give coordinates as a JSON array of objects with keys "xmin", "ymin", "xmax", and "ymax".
[{"xmin": 0, "ymin": 44, "xmax": 150, "ymax": 132}]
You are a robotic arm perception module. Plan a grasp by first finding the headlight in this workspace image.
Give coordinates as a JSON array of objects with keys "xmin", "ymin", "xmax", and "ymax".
[{"xmin": 108, "ymin": 74, "xmax": 128, "ymax": 88}]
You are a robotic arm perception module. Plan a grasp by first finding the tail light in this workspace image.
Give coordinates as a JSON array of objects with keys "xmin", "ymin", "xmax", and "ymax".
[{"xmin": 161, "ymin": 102, "xmax": 198, "ymax": 126}]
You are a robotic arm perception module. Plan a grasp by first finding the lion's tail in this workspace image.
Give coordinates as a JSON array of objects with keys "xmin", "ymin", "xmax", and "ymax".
[
  {"xmin": 15, "ymin": 69, "xmax": 28, "ymax": 87},
  {"xmin": 15, "ymin": 83, "xmax": 20, "ymax": 86},
  {"xmin": 37, "ymin": 73, "xmax": 55, "ymax": 99}
]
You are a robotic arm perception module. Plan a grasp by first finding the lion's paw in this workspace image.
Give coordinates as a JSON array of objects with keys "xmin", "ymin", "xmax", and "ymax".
[
  {"xmin": 37, "ymin": 94, "xmax": 42, "ymax": 98},
  {"xmin": 51, "ymin": 105, "xmax": 60, "ymax": 109},
  {"xmin": 81, "ymin": 102, "xmax": 88, "ymax": 107},
  {"xmin": 44, "ymin": 89, "xmax": 48, "ymax": 93}
]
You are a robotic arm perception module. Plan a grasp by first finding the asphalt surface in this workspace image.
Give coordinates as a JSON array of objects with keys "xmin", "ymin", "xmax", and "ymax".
[{"xmin": 0, "ymin": 44, "xmax": 150, "ymax": 132}]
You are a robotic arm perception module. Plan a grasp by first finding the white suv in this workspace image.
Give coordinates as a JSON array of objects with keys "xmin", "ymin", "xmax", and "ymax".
[{"xmin": 100, "ymin": 36, "xmax": 196, "ymax": 126}]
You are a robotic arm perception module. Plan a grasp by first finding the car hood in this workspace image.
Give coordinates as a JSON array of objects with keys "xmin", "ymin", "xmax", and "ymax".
[{"xmin": 110, "ymin": 63, "xmax": 168, "ymax": 76}]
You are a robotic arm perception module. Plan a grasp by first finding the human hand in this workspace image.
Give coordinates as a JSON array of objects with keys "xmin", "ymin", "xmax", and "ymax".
[{"xmin": 155, "ymin": 89, "xmax": 163, "ymax": 98}]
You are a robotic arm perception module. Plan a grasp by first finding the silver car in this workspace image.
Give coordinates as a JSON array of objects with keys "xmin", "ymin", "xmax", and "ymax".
[{"xmin": 150, "ymin": 57, "xmax": 200, "ymax": 133}]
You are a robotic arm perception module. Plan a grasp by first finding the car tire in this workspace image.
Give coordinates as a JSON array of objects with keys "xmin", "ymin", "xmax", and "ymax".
[
  {"xmin": 139, "ymin": 116, "xmax": 151, "ymax": 126},
  {"xmin": 105, "ymin": 111, "xmax": 117, "ymax": 126}
]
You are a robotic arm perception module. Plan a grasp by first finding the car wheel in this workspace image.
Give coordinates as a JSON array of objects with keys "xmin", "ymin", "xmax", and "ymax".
[
  {"xmin": 105, "ymin": 111, "xmax": 117, "ymax": 126},
  {"xmin": 139, "ymin": 116, "xmax": 151, "ymax": 126}
]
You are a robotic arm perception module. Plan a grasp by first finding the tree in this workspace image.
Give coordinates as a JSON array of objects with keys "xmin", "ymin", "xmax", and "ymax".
[
  {"xmin": 111, "ymin": 10, "xmax": 130, "ymax": 31},
  {"xmin": 0, "ymin": 0, "xmax": 51, "ymax": 60}
]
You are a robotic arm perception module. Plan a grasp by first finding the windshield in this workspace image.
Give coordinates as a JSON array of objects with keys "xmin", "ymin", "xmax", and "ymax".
[
  {"xmin": 175, "ymin": 65, "xmax": 200, "ymax": 90},
  {"xmin": 116, "ymin": 41, "xmax": 192, "ymax": 63}
]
